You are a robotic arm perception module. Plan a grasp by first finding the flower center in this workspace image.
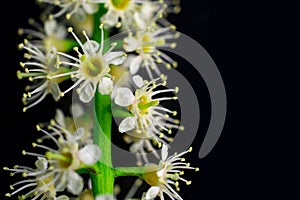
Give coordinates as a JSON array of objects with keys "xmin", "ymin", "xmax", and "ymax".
[
  {"xmin": 141, "ymin": 33, "xmax": 155, "ymax": 53},
  {"xmin": 81, "ymin": 55, "xmax": 105, "ymax": 78},
  {"xmin": 111, "ymin": 0, "xmax": 131, "ymax": 10},
  {"xmin": 136, "ymin": 95, "xmax": 159, "ymax": 115},
  {"xmin": 46, "ymin": 152, "xmax": 73, "ymax": 169}
]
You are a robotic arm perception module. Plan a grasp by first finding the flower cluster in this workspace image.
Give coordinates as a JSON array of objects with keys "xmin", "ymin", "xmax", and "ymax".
[
  {"xmin": 6, "ymin": 0, "xmax": 202, "ymax": 199},
  {"xmin": 4, "ymin": 120, "xmax": 100, "ymax": 199}
]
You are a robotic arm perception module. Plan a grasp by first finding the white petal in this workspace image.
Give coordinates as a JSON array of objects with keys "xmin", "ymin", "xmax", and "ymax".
[
  {"xmin": 161, "ymin": 144, "xmax": 168, "ymax": 161},
  {"xmin": 114, "ymin": 87, "xmax": 135, "ymax": 107},
  {"xmin": 105, "ymin": 51, "xmax": 127, "ymax": 65},
  {"xmin": 145, "ymin": 186, "xmax": 160, "ymax": 200},
  {"xmin": 82, "ymin": 1, "xmax": 99, "ymax": 14},
  {"xmin": 57, "ymin": 195, "xmax": 69, "ymax": 200},
  {"xmin": 119, "ymin": 117, "xmax": 136, "ymax": 133},
  {"xmin": 98, "ymin": 77, "xmax": 113, "ymax": 95},
  {"xmin": 35, "ymin": 157, "xmax": 48, "ymax": 170},
  {"xmin": 123, "ymin": 36, "xmax": 139, "ymax": 52},
  {"xmin": 133, "ymin": 75, "xmax": 144, "ymax": 88},
  {"xmin": 79, "ymin": 83, "xmax": 94, "ymax": 103},
  {"xmin": 71, "ymin": 103, "xmax": 84, "ymax": 118},
  {"xmin": 50, "ymin": 82, "xmax": 61, "ymax": 101},
  {"xmin": 77, "ymin": 144, "xmax": 101, "ymax": 165},
  {"xmin": 55, "ymin": 109, "xmax": 66, "ymax": 127},
  {"xmin": 101, "ymin": 10, "xmax": 119, "ymax": 27},
  {"xmin": 67, "ymin": 171, "xmax": 84, "ymax": 195},
  {"xmin": 83, "ymin": 40, "xmax": 99, "ymax": 54},
  {"xmin": 95, "ymin": 194, "xmax": 115, "ymax": 200},
  {"xmin": 44, "ymin": 19, "xmax": 56, "ymax": 36},
  {"xmin": 74, "ymin": 127, "xmax": 85, "ymax": 140},
  {"xmin": 56, "ymin": 25, "xmax": 67, "ymax": 39},
  {"xmin": 130, "ymin": 56, "xmax": 142, "ymax": 75},
  {"xmin": 157, "ymin": 168, "xmax": 165, "ymax": 178}
]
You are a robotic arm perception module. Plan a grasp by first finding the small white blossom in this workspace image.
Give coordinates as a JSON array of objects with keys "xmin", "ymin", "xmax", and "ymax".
[
  {"xmin": 19, "ymin": 18, "xmax": 69, "ymax": 52},
  {"xmin": 3, "ymin": 158, "xmax": 69, "ymax": 200},
  {"xmin": 55, "ymin": 25, "xmax": 127, "ymax": 102},
  {"xmin": 87, "ymin": 0, "xmax": 163, "ymax": 29},
  {"xmin": 16, "ymin": 124, "xmax": 101, "ymax": 196},
  {"xmin": 114, "ymin": 75, "xmax": 183, "ymax": 163},
  {"xmin": 38, "ymin": 0, "xmax": 99, "ymax": 20},
  {"xmin": 143, "ymin": 144, "xmax": 199, "ymax": 200},
  {"xmin": 17, "ymin": 41, "xmax": 70, "ymax": 112},
  {"xmin": 123, "ymin": 26, "xmax": 180, "ymax": 79}
]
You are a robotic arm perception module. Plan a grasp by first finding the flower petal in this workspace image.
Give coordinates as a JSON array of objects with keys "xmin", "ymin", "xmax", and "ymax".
[
  {"xmin": 123, "ymin": 35, "xmax": 139, "ymax": 52},
  {"xmin": 105, "ymin": 51, "xmax": 127, "ymax": 65},
  {"xmin": 145, "ymin": 186, "xmax": 160, "ymax": 200},
  {"xmin": 133, "ymin": 75, "xmax": 144, "ymax": 88},
  {"xmin": 82, "ymin": 2, "xmax": 99, "ymax": 14},
  {"xmin": 130, "ymin": 56, "xmax": 142, "ymax": 75},
  {"xmin": 71, "ymin": 103, "xmax": 84, "ymax": 118},
  {"xmin": 79, "ymin": 83, "xmax": 94, "ymax": 103},
  {"xmin": 95, "ymin": 194, "xmax": 115, "ymax": 200},
  {"xmin": 77, "ymin": 144, "xmax": 101, "ymax": 165},
  {"xmin": 114, "ymin": 87, "xmax": 135, "ymax": 107},
  {"xmin": 50, "ymin": 82, "xmax": 61, "ymax": 101},
  {"xmin": 161, "ymin": 144, "xmax": 168, "ymax": 161},
  {"xmin": 83, "ymin": 40, "xmax": 99, "ymax": 54},
  {"xmin": 119, "ymin": 117, "xmax": 136, "ymax": 133},
  {"xmin": 57, "ymin": 195, "xmax": 69, "ymax": 200},
  {"xmin": 44, "ymin": 19, "xmax": 56, "ymax": 36},
  {"xmin": 101, "ymin": 10, "xmax": 119, "ymax": 27},
  {"xmin": 67, "ymin": 171, "xmax": 84, "ymax": 195},
  {"xmin": 55, "ymin": 109, "xmax": 66, "ymax": 127},
  {"xmin": 98, "ymin": 77, "xmax": 113, "ymax": 95}
]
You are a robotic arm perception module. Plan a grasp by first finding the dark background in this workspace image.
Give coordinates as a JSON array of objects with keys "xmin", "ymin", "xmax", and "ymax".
[{"xmin": 1, "ymin": 0, "xmax": 298, "ymax": 199}]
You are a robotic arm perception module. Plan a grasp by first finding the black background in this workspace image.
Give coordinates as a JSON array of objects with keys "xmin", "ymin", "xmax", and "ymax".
[{"xmin": 1, "ymin": 0, "xmax": 298, "ymax": 199}]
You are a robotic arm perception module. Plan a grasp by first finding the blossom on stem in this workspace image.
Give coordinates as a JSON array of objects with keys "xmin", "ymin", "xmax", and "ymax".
[
  {"xmin": 143, "ymin": 144, "xmax": 199, "ymax": 200},
  {"xmin": 56, "ymin": 25, "xmax": 127, "ymax": 102},
  {"xmin": 3, "ymin": 157, "xmax": 69, "ymax": 200},
  {"xmin": 38, "ymin": 0, "xmax": 99, "ymax": 20},
  {"xmin": 87, "ymin": 0, "xmax": 163, "ymax": 29},
  {"xmin": 17, "ymin": 40, "xmax": 70, "ymax": 112},
  {"xmin": 6, "ymin": 124, "xmax": 101, "ymax": 196},
  {"xmin": 52, "ymin": 103, "xmax": 94, "ymax": 144},
  {"xmin": 18, "ymin": 18, "xmax": 73, "ymax": 52},
  {"xmin": 123, "ymin": 26, "xmax": 179, "ymax": 79},
  {"xmin": 114, "ymin": 75, "xmax": 183, "ymax": 149}
]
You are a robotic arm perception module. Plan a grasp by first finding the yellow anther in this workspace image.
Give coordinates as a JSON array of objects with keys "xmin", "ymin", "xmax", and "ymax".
[
  {"xmin": 99, "ymin": 23, "xmax": 104, "ymax": 29},
  {"xmin": 36, "ymin": 124, "xmax": 41, "ymax": 131},
  {"xmin": 116, "ymin": 22, "xmax": 122, "ymax": 28},
  {"xmin": 9, "ymin": 185, "xmax": 14, "ymax": 190},
  {"xmin": 22, "ymin": 150, "xmax": 26, "ymax": 155},
  {"xmin": 188, "ymin": 147, "xmax": 193, "ymax": 152},
  {"xmin": 186, "ymin": 163, "xmax": 190, "ymax": 167},
  {"xmin": 28, "ymin": 77, "xmax": 33, "ymax": 81},
  {"xmin": 179, "ymin": 171, "xmax": 184, "ymax": 175},
  {"xmin": 159, "ymin": 133, "xmax": 164, "ymax": 138},
  {"xmin": 181, "ymin": 158, "xmax": 185, "ymax": 162},
  {"xmin": 3, "ymin": 167, "xmax": 8, "ymax": 170},
  {"xmin": 59, "ymin": 92, "xmax": 64, "ymax": 97},
  {"xmin": 22, "ymin": 172, "xmax": 27, "ymax": 177},
  {"xmin": 175, "ymin": 86, "xmax": 179, "ymax": 93},
  {"xmin": 50, "ymin": 119, "xmax": 56, "ymax": 126},
  {"xmin": 66, "ymin": 13, "xmax": 72, "ymax": 20},
  {"xmin": 68, "ymin": 27, "xmax": 73, "ymax": 32},
  {"xmin": 186, "ymin": 181, "xmax": 192, "ymax": 185},
  {"xmin": 23, "ymin": 107, "xmax": 27, "ymax": 112},
  {"xmin": 168, "ymin": 129, "xmax": 172, "ymax": 134},
  {"xmin": 32, "ymin": 143, "xmax": 37, "ymax": 147},
  {"xmin": 18, "ymin": 43, "xmax": 24, "ymax": 49},
  {"xmin": 5, "ymin": 193, "xmax": 11, "ymax": 197},
  {"xmin": 195, "ymin": 167, "xmax": 200, "ymax": 172}
]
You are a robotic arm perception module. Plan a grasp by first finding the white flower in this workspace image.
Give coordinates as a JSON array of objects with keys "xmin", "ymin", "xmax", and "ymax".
[
  {"xmin": 87, "ymin": 0, "xmax": 162, "ymax": 29},
  {"xmin": 17, "ymin": 41, "xmax": 70, "ymax": 112},
  {"xmin": 95, "ymin": 194, "xmax": 116, "ymax": 200},
  {"xmin": 39, "ymin": 0, "xmax": 99, "ymax": 20},
  {"xmin": 19, "ymin": 18, "xmax": 69, "ymax": 52},
  {"xmin": 3, "ymin": 157, "xmax": 70, "ymax": 200},
  {"xmin": 123, "ymin": 26, "xmax": 180, "ymax": 79},
  {"xmin": 55, "ymin": 25, "xmax": 127, "ymax": 102},
  {"xmin": 17, "ymin": 124, "xmax": 101, "ymax": 195},
  {"xmin": 53, "ymin": 104, "xmax": 94, "ymax": 144},
  {"xmin": 143, "ymin": 144, "xmax": 199, "ymax": 200},
  {"xmin": 114, "ymin": 75, "xmax": 183, "ymax": 147}
]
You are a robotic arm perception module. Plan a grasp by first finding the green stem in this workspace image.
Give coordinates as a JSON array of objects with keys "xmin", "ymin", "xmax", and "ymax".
[
  {"xmin": 91, "ymin": 91, "xmax": 115, "ymax": 196},
  {"xmin": 114, "ymin": 166, "xmax": 154, "ymax": 178}
]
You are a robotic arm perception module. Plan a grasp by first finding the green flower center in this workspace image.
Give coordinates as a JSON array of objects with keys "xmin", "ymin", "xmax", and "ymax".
[
  {"xmin": 81, "ymin": 55, "xmax": 105, "ymax": 78},
  {"xmin": 111, "ymin": 0, "xmax": 131, "ymax": 10}
]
